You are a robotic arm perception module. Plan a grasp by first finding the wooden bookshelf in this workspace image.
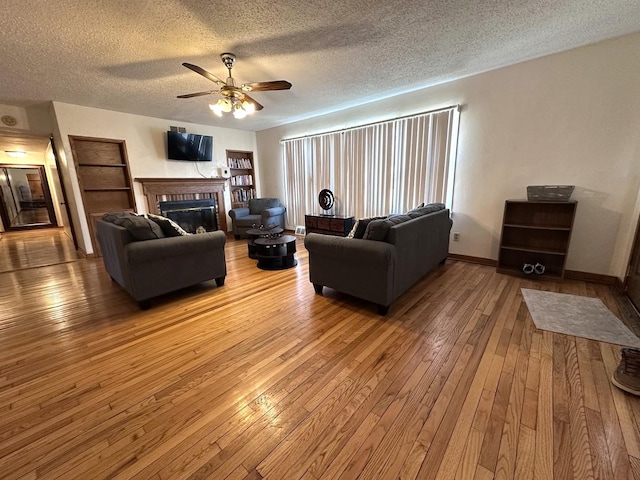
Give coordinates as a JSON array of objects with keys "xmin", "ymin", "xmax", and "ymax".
[
  {"xmin": 227, "ymin": 149, "xmax": 255, "ymax": 209},
  {"xmin": 497, "ymin": 200, "xmax": 577, "ymax": 279},
  {"xmin": 69, "ymin": 136, "xmax": 136, "ymax": 257}
]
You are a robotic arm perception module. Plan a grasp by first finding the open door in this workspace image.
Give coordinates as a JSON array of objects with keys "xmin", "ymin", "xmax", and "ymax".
[
  {"xmin": 627, "ymin": 216, "xmax": 640, "ymax": 312},
  {"xmin": 0, "ymin": 164, "xmax": 57, "ymax": 230}
]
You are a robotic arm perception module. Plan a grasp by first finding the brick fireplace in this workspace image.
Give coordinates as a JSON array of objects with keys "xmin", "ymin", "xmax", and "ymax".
[
  {"xmin": 136, "ymin": 178, "xmax": 228, "ymax": 232},
  {"xmin": 159, "ymin": 199, "xmax": 217, "ymax": 233}
]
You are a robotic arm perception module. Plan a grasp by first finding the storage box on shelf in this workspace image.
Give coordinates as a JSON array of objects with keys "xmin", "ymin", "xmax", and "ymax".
[
  {"xmin": 497, "ymin": 200, "xmax": 577, "ymax": 279},
  {"xmin": 227, "ymin": 149, "xmax": 255, "ymax": 208}
]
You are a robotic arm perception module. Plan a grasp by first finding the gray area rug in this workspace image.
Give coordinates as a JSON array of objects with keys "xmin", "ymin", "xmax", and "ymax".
[{"xmin": 521, "ymin": 288, "xmax": 640, "ymax": 348}]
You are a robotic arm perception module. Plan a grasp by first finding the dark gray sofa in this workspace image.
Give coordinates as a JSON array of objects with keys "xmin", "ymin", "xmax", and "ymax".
[
  {"xmin": 96, "ymin": 217, "xmax": 227, "ymax": 308},
  {"xmin": 304, "ymin": 206, "xmax": 452, "ymax": 315}
]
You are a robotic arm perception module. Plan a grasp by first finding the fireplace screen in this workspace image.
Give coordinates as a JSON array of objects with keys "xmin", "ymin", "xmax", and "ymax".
[{"xmin": 159, "ymin": 199, "xmax": 217, "ymax": 234}]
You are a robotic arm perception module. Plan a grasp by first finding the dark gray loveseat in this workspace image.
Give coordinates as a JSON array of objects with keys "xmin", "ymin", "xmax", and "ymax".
[
  {"xmin": 304, "ymin": 205, "xmax": 452, "ymax": 315},
  {"xmin": 96, "ymin": 216, "xmax": 227, "ymax": 308}
]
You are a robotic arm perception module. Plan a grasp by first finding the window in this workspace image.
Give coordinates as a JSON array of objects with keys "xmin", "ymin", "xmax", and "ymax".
[{"xmin": 283, "ymin": 106, "xmax": 459, "ymax": 227}]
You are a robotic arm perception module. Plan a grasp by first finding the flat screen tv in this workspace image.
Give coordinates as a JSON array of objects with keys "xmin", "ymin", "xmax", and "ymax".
[{"xmin": 166, "ymin": 131, "xmax": 213, "ymax": 161}]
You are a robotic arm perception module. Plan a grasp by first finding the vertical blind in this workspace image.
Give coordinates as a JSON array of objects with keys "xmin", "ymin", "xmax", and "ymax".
[{"xmin": 282, "ymin": 106, "xmax": 459, "ymax": 228}]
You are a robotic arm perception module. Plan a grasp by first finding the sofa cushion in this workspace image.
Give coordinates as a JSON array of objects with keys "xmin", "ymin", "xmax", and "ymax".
[
  {"xmin": 348, "ymin": 216, "xmax": 386, "ymax": 239},
  {"xmin": 113, "ymin": 215, "xmax": 165, "ymax": 240},
  {"xmin": 249, "ymin": 198, "xmax": 280, "ymax": 214},
  {"xmin": 363, "ymin": 214, "xmax": 411, "ymax": 241},
  {"xmin": 406, "ymin": 203, "xmax": 446, "ymax": 218},
  {"xmin": 147, "ymin": 213, "xmax": 190, "ymax": 237}
]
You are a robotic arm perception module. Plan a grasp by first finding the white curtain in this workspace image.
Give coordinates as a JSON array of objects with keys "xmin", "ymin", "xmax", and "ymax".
[{"xmin": 283, "ymin": 107, "xmax": 459, "ymax": 228}]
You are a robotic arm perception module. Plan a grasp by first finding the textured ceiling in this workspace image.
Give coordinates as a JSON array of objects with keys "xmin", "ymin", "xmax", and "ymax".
[{"xmin": 1, "ymin": 0, "xmax": 639, "ymax": 132}]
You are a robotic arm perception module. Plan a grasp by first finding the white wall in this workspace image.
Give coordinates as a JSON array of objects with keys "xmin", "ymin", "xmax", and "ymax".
[
  {"xmin": 52, "ymin": 102, "xmax": 256, "ymax": 254},
  {"xmin": 256, "ymin": 32, "xmax": 640, "ymax": 280}
]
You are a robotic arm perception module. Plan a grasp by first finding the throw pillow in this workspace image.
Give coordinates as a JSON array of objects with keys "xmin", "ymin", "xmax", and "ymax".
[
  {"xmin": 363, "ymin": 214, "xmax": 411, "ymax": 241},
  {"xmin": 349, "ymin": 216, "xmax": 385, "ymax": 239},
  {"xmin": 147, "ymin": 213, "xmax": 190, "ymax": 237},
  {"xmin": 347, "ymin": 221, "xmax": 359, "ymax": 238},
  {"xmin": 406, "ymin": 203, "xmax": 445, "ymax": 218},
  {"xmin": 424, "ymin": 202, "xmax": 445, "ymax": 212},
  {"xmin": 113, "ymin": 215, "xmax": 165, "ymax": 240},
  {"xmin": 406, "ymin": 202, "xmax": 425, "ymax": 214},
  {"xmin": 363, "ymin": 218, "xmax": 389, "ymax": 241},
  {"xmin": 102, "ymin": 211, "xmax": 138, "ymax": 223}
]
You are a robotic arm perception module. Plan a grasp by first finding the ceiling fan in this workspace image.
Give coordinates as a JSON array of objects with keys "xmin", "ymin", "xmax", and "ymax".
[{"xmin": 178, "ymin": 53, "xmax": 292, "ymax": 118}]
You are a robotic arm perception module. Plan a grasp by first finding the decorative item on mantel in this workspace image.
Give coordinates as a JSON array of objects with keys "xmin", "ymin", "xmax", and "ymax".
[
  {"xmin": 526, "ymin": 185, "xmax": 575, "ymax": 202},
  {"xmin": 318, "ymin": 189, "xmax": 335, "ymax": 216}
]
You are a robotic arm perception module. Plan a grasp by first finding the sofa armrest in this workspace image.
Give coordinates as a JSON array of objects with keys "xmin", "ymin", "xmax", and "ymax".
[
  {"xmin": 305, "ymin": 233, "xmax": 396, "ymax": 307},
  {"xmin": 126, "ymin": 230, "xmax": 226, "ymax": 265},
  {"xmin": 229, "ymin": 207, "xmax": 250, "ymax": 220},
  {"xmin": 262, "ymin": 206, "xmax": 285, "ymax": 218}
]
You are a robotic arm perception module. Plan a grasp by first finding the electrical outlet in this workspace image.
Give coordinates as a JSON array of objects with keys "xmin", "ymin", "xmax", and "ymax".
[{"xmin": 453, "ymin": 232, "xmax": 460, "ymax": 241}]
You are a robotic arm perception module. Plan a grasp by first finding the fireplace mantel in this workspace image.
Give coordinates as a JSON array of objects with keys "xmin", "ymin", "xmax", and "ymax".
[{"xmin": 136, "ymin": 177, "xmax": 228, "ymax": 232}]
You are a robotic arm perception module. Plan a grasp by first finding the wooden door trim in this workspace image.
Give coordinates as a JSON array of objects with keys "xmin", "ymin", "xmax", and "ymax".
[{"xmin": 50, "ymin": 135, "xmax": 78, "ymax": 249}]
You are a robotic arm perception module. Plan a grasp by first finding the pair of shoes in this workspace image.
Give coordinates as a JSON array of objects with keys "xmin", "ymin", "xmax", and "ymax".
[
  {"xmin": 612, "ymin": 348, "xmax": 640, "ymax": 395},
  {"xmin": 522, "ymin": 263, "xmax": 545, "ymax": 275}
]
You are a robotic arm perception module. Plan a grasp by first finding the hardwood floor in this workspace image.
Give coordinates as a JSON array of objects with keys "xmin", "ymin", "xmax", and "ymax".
[
  {"xmin": 13, "ymin": 207, "xmax": 52, "ymax": 227},
  {"xmin": 0, "ymin": 229, "xmax": 82, "ymax": 273},
  {"xmin": 1, "ymin": 230, "xmax": 639, "ymax": 479}
]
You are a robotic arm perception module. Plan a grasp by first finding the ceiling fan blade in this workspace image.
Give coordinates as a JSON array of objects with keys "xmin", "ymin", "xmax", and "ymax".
[
  {"xmin": 182, "ymin": 63, "xmax": 226, "ymax": 86},
  {"xmin": 242, "ymin": 93, "xmax": 264, "ymax": 111},
  {"xmin": 177, "ymin": 90, "xmax": 220, "ymax": 99},
  {"xmin": 241, "ymin": 80, "xmax": 292, "ymax": 92}
]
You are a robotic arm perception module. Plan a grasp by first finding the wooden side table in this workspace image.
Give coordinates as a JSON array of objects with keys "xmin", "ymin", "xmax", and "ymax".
[{"xmin": 305, "ymin": 214, "xmax": 355, "ymax": 237}]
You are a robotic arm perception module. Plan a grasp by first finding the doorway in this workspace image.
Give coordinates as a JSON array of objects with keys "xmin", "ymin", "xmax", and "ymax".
[{"xmin": 0, "ymin": 164, "xmax": 57, "ymax": 230}]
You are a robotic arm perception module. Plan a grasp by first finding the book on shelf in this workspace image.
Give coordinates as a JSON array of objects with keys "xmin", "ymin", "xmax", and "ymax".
[
  {"xmin": 230, "ymin": 175, "xmax": 253, "ymax": 186},
  {"xmin": 227, "ymin": 157, "xmax": 253, "ymax": 169},
  {"xmin": 231, "ymin": 188, "xmax": 256, "ymax": 203}
]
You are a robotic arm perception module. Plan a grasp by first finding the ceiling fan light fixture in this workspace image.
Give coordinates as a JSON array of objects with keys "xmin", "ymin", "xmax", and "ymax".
[
  {"xmin": 210, "ymin": 98, "xmax": 234, "ymax": 117},
  {"xmin": 242, "ymin": 101, "xmax": 255, "ymax": 114},
  {"xmin": 221, "ymin": 98, "xmax": 233, "ymax": 113},
  {"xmin": 233, "ymin": 103, "xmax": 247, "ymax": 119},
  {"xmin": 209, "ymin": 103, "xmax": 223, "ymax": 117}
]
